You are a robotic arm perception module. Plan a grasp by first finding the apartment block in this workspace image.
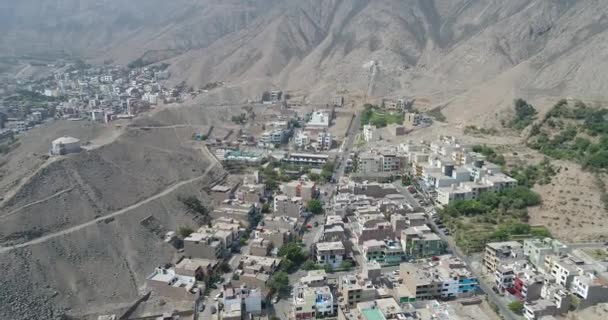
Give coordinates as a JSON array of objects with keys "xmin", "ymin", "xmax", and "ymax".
[
  {"xmin": 222, "ymin": 284, "xmax": 262, "ymax": 320},
  {"xmin": 274, "ymin": 195, "xmax": 304, "ymax": 218},
  {"xmin": 283, "ymin": 179, "xmax": 317, "ymax": 201},
  {"xmin": 523, "ymin": 238, "xmax": 570, "ymax": 272},
  {"xmin": 183, "ymin": 231, "xmax": 224, "ymax": 260},
  {"xmin": 234, "ymin": 255, "xmax": 281, "ymax": 294},
  {"xmin": 483, "ymin": 241, "xmax": 524, "ymax": 274},
  {"xmin": 174, "ymin": 258, "xmax": 218, "ymax": 281},
  {"xmin": 352, "ymin": 213, "xmax": 394, "ymax": 245},
  {"xmin": 338, "ymin": 274, "xmax": 377, "ymax": 307},
  {"xmin": 250, "ymin": 237, "xmax": 272, "ymax": 257},
  {"xmin": 571, "ymin": 272, "xmax": 608, "ymax": 307},
  {"xmin": 361, "ymin": 239, "xmax": 404, "ymax": 266},
  {"xmin": 401, "ymin": 225, "xmax": 444, "ymax": 259},
  {"xmin": 315, "ymin": 241, "xmax": 346, "ymax": 269},
  {"xmin": 292, "ymin": 285, "xmax": 337, "ymax": 320},
  {"xmin": 400, "ymin": 255, "xmax": 478, "ymax": 301}
]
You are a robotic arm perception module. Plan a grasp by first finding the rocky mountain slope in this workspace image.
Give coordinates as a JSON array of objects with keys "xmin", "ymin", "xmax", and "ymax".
[{"xmin": 4, "ymin": 0, "xmax": 608, "ymax": 124}]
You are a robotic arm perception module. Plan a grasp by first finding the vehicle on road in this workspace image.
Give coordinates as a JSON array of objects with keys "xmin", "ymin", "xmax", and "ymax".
[
  {"xmin": 272, "ymin": 295, "xmax": 279, "ymax": 304},
  {"xmin": 214, "ymin": 292, "xmax": 222, "ymax": 301},
  {"xmin": 314, "ymin": 221, "xmax": 319, "ymax": 227},
  {"xmin": 198, "ymin": 303, "xmax": 205, "ymax": 312}
]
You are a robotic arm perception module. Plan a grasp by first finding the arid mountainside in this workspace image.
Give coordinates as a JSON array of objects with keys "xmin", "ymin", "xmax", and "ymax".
[
  {"xmin": 0, "ymin": 106, "xmax": 229, "ymax": 320},
  {"xmin": 4, "ymin": 0, "xmax": 608, "ymax": 124}
]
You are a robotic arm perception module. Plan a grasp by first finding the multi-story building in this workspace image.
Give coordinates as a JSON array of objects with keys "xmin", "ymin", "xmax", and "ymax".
[
  {"xmin": 250, "ymin": 237, "xmax": 272, "ymax": 257},
  {"xmin": 483, "ymin": 241, "xmax": 524, "ymax": 274},
  {"xmin": 400, "ymin": 255, "xmax": 478, "ymax": 301},
  {"xmin": 174, "ymin": 258, "xmax": 218, "ymax": 281},
  {"xmin": 255, "ymin": 228, "xmax": 289, "ymax": 249},
  {"xmin": 274, "ymin": 195, "xmax": 304, "ymax": 218},
  {"xmin": 523, "ymin": 291, "xmax": 570, "ymax": 320},
  {"xmin": 523, "ymin": 238, "xmax": 570, "ymax": 272},
  {"xmin": 183, "ymin": 232, "xmax": 224, "ymax": 260},
  {"xmin": 401, "ymin": 225, "xmax": 444, "ymax": 259},
  {"xmin": 512, "ymin": 270, "xmax": 544, "ymax": 302},
  {"xmin": 283, "ymin": 179, "xmax": 316, "ymax": 201},
  {"xmin": 292, "ymin": 285, "xmax": 337, "ymax": 320},
  {"xmin": 282, "ymin": 153, "xmax": 329, "ymax": 167},
  {"xmin": 314, "ymin": 241, "xmax": 346, "ymax": 269},
  {"xmin": 361, "ymin": 239, "xmax": 404, "ymax": 266},
  {"xmin": 300, "ymin": 270, "xmax": 328, "ymax": 288},
  {"xmin": 338, "ymin": 274, "xmax": 377, "ymax": 307},
  {"xmin": 357, "ymin": 150, "xmax": 405, "ymax": 175},
  {"xmin": 295, "ymin": 131, "xmax": 310, "ymax": 149},
  {"xmin": 234, "ymin": 255, "xmax": 281, "ymax": 293},
  {"xmin": 545, "ymin": 254, "xmax": 591, "ymax": 288},
  {"xmin": 571, "ymin": 272, "xmax": 608, "ymax": 308},
  {"xmin": 352, "ymin": 213, "xmax": 393, "ymax": 245},
  {"xmin": 317, "ymin": 131, "xmax": 332, "ymax": 151},
  {"xmin": 363, "ymin": 124, "xmax": 377, "ymax": 142},
  {"xmin": 260, "ymin": 128, "xmax": 288, "ymax": 145}
]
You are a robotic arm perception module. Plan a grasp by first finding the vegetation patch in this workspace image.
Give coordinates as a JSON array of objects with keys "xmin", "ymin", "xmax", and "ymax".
[
  {"xmin": 361, "ymin": 104, "xmax": 404, "ymax": 128},
  {"xmin": 427, "ymin": 106, "xmax": 447, "ymax": 122},
  {"xmin": 527, "ymin": 99, "xmax": 608, "ymax": 171},
  {"xmin": 506, "ymin": 98, "xmax": 537, "ymax": 130},
  {"xmin": 464, "ymin": 125, "xmax": 498, "ymax": 136}
]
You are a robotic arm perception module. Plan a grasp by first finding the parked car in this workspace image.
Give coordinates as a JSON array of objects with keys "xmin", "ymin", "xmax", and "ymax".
[
  {"xmin": 198, "ymin": 303, "xmax": 205, "ymax": 312},
  {"xmin": 214, "ymin": 292, "xmax": 223, "ymax": 301},
  {"xmin": 272, "ymin": 295, "xmax": 279, "ymax": 304}
]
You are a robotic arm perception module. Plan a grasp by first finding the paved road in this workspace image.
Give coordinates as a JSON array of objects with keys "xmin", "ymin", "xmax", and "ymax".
[{"xmin": 334, "ymin": 111, "xmax": 362, "ymax": 184}]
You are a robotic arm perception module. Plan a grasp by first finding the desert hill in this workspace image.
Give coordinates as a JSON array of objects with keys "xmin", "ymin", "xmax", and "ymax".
[{"xmin": 0, "ymin": 106, "xmax": 228, "ymax": 319}]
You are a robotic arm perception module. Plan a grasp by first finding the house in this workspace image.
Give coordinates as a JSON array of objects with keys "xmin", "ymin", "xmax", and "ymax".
[
  {"xmin": 352, "ymin": 213, "xmax": 393, "ymax": 245},
  {"xmin": 363, "ymin": 125, "xmax": 377, "ymax": 142},
  {"xmin": 314, "ymin": 241, "xmax": 346, "ymax": 269},
  {"xmin": 317, "ymin": 131, "xmax": 332, "ymax": 151},
  {"xmin": 222, "ymin": 284, "xmax": 262, "ymax": 319},
  {"xmin": 146, "ymin": 266, "xmax": 202, "ymax": 301},
  {"xmin": 523, "ymin": 293, "xmax": 570, "ymax": 320},
  {"xmin": 234, "ymin": 255, "xmax": 281, "ymax": 294},
  {"xmin": 183, "ymin": 232, "xmax": 224, "ymax": 260},
  {"xmin": 523, "ymin": 238, "xmax": 570, "ymax": 272},
  {"xmin": 301, "ymin": 270, "xmax": 328, "ymax": 288},
  {"xmin": 174, "ymin": 258, "xmax": 218, "ymax": 281},
  {"xmin": 571, "ymin": 272, "xmax": 608, "ymax": 308}
]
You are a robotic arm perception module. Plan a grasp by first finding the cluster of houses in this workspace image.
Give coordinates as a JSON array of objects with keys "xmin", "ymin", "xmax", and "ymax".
[
  {"xmin": 483, "ymin": 238, "xmax": 608, "ymax": 320},
  {"xmin": 0, "ymin": 62, "xmax": 181, "ymax": 134}
]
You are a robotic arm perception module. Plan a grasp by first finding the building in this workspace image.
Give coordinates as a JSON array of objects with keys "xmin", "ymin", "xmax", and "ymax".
[
  {"xmin": 307, "ymin": 111, "xmax": 331, "ymax": 127},
  {"xmin": 523, "ymin": 292, "xmax": 570, "ymax": 320},
  {"xmin": 234, "ymin": 255, "xmax": 281, "ymax": 293},
  {"xmin": 283, "ymin": 179, "xmax": 317, "ymax": 201},
  {"xmin": 571, "ymin": 272, "xmax": 608, "ymax": 307},
  {"xmin": 261, "ymin": 128, "xmax": 289, "ymax": 145},
  {"xmin": 400, "ymin": 255, "xmax": 478, "ymax": 301},
  {"xmin": 314, "ymin": 241, "xmax": 346, "ymax": 269},
  {"xmin": 317, "ymin": 131, "xmax": 332, "ymax": 151},
  {"xmin": 401, "ymin": 226, "xmax": 444, "ymax": 259},
  {"xmin": 255, "ymin": 228, "xmax": 289, "ymax": 249},
  {"xmin": 511, "ymin": 269, "xmax": 544, "ymax": 302},
  {"xmin": 222, "ymin": 284, "xmax": 262, "ymax": 320},
  {"xmin": 292, "ymin": 285, "xmax": 337, "ymax": 320},
  {"xmin": 282, "ymin": 153, "xmax": 329, "ymax": 167},
  {"xmin": 183, "ymin": 231, "xmax": 224, "ymax": 260},
  {"xmin": 523, "ymin": 238, "xmax": 570, "ymax": 272},
  {"xmin": 352, "ymin": 213, "xmax": 393, "ymax": 245},
  {"xmin": 363, "ymin": 125, "xmax": 377, "ymax": 142},
  {"xmin": 274, "ymin": 195, "xmax": 305, "ymax": 218},
  {"xmin": 174, "ymin": 258, "xmax": 218, "ymax": 281},
  {"xmin": 333, "ymin": 96, "xmax": 344, "ymax": 107},
  {"xmin": 338, "ymin": 274, "xmax": 377, "ymax": 307},
  {"xmin": 483, "ymin": 241, "xmax": 524, "ymax": 274},
  {"xmin": 301, "ymin": 270, "xmax": 328, "ymax": 287},
  {"xmin": 50, "ymin": 136, "xmax": 81, "ymax": 155},
  {"xmin": 146, "ymin": 266, "xmax": 201, "ymax": 301},
  {"xmin": 361, "ymin": 239, "xmax": 404, "ymax": 266},
  {"xmin": 404, "ymin": 112, "xmax": 421, "ymax": 126},
  {"xmin": 250, "ymin": 237, "xmax": 272, "ymax": 257},
  {"xmin": 295, "ymin": 131, "xmax": 311, "ymax": 149}
]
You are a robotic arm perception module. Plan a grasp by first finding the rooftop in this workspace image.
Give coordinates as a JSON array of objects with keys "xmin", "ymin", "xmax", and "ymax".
[{"xmin": 316, "ymin": 241, "xmax": 345, "ymax": 251}]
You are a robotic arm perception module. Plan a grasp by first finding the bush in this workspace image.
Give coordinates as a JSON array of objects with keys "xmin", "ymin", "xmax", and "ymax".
[
  {"xmin": 508, "ymin": 301, "xmax": 524, "ymax": 315},
  {"xmin": 178, "ymin": 227, "xmax": 194, "ymax": 238}
]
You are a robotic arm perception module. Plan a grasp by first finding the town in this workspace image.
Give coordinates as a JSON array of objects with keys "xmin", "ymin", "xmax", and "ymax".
[{"xmin": 2, "ymin": 61, "xmax": 608, "ymax": 320}]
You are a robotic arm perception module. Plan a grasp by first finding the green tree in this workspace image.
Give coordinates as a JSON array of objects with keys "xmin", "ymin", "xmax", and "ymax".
[
  {"xmin": 178, "ymin": 196, "xmax": 209, "ymax": 216},
  {"xmin": 219, "ymin": 262, "xmax": 232, "ymax": 273},
  {"xmin": 508, "ymin": 301, "xmax": 524, "ymax": 315},
  {"xmin": 268, "ymin": 271, "xmax": 290, "ymax": 294},
  {"xmin": 302, "ymin": 260, "xmax": 321, "ymax": 270},
  {"xmin": 339, "ymin": 260, "xmax": 353, "ymax": 271},
  {"xmin": 323, "ymin": 264, "xmax": 334, "ymax": 273},
  {"xmin": 278, "ymin": 241, "xmax": 307, "ymax": 264},
  {"xmin": 261, "ymin": 203, "xmax": 271, "ymax": 213},
  {"xmin": 307, "ymin": 199, "xmax": 324, "ymax": 215},
  {"xmin": 178, "ymin": 227, "xmax": 194, "ymax": 238}
]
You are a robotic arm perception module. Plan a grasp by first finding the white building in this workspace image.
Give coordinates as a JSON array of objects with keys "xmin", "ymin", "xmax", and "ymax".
[
  {"xmin": 317, "ymin": 131, "xmax": 332, "ymax": 151},
  {"xmin": 308, "ymin": 111, "xmax": 330, "ymax": 127},
  {"xmin": 363, "ymin": 124, "xmax": 376, "ymax": 142},
  {"xmin": 295, "ymin": 131, "xmax": 310, "ymax": 149},
  {"xmin": 292, "ymin": 285, "xmax": 337, "ymax": 320},
  {"xmin": 261, "ymin": 128, "xmax": 288, "ymax": 145},
  {"xmin": 50, "ymin": 136, "xmax": 81, "ymax": 156},
  {"xmin": 314, "ymin": 241, "xmax": 345, "ymax": 268}
]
